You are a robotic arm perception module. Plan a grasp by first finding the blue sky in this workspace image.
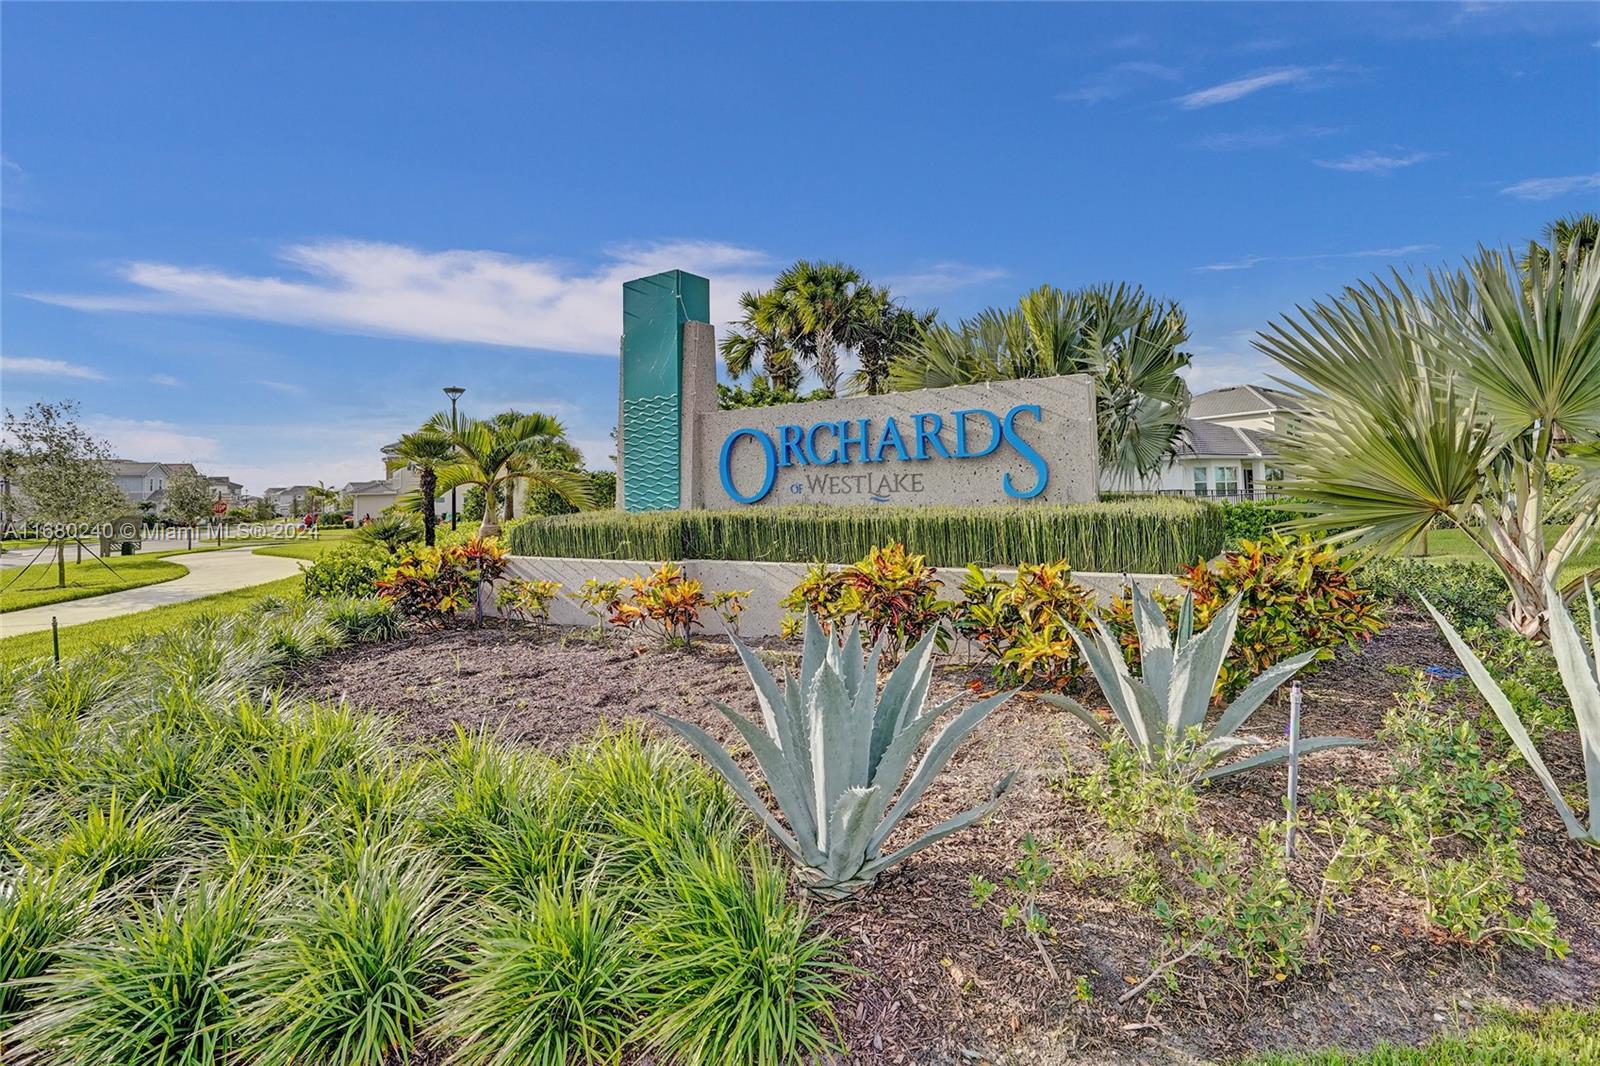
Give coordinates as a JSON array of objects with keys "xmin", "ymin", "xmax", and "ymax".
[{"xmin": 3, "ymin": 2, "xmax": 1597, "ymax": 493}]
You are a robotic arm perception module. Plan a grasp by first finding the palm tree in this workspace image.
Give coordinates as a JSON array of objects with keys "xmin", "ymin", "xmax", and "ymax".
[
  {"xmin": 1257, "ymin": 240, "xmax": 1600, "ymax": 636},
  {"xmin": 392, "ymin": 428, "xmax": 456, "ymax": 546},
  {"xmin": 426, "ymin": 410, "xmax": 596, "ymax": 538},
  {"xmin": 850, "ymin": 289, "xmax": 935, "ymax": 396},
  {"xmin": 304, "ymin": 481, "xmax": 339, "ymax": 515},
  {"xmin": 1522, "ymin": 213, "xmax": 1599, "ymax": 273},
  {"xmin": 888, "ymin": 283, "xmax": 1193, "ymax": 485},
  {"xmin": 721, "ymin": 261, "xmax": 881, "ymax": 397},
  {"xmin": 487, "ymin": 410, "xmax": 580, "ymax": 523},
  {"xmin": 719, "ymin": 290, "xmax": 802, "ymax": 393}
]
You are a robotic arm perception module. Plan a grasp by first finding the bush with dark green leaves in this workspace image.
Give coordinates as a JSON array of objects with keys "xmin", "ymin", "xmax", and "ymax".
[
  {"xmin": 300, "ymin": 543, "xmax": 390, "ymax": 600},
  {"xmin": 1359, "ymin": 557, "xmax": 1508, "ymax": 630},
  {"xmin": 1218, "ymin": 498, "xmax": 1301, "ymax": 546}
]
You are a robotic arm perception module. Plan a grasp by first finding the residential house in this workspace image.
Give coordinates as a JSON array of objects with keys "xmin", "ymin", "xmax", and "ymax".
[
  {"xmin": 106, "ymin": 460, "xmax": 211, "ymax": 509},
  {"xmin": 261, "ymin": 485, "xmax": 318, "ymax": 516},
  {"xmin": 341, "ymin": 441, "xmax": 450, "ymax": 522},
  {"xmin": 207, "ymin": 476, "xmax": 244, "ymax": 507},
  {"xmin": 1123, "ymin": 385, "xmax": 1302, "ymax": 498}
]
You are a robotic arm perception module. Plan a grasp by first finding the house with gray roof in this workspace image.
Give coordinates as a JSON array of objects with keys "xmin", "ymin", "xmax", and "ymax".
[{"xmin": 1126, "ymin": 385, "xmax": 1303, "ymax": 498}]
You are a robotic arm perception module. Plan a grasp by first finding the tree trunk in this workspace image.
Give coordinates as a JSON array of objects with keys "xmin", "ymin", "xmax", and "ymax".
[
  {"xmin": 56, "ymin": 538, "xmax": 65, "ymax": 588},
  {"xmin": 815, "ymin": 328, "xmax": 839, "ymax": 396},
  {"xmin": 478, "ymin": 484, "xmax": 500, "ymax": 538},
  {"xmin": 420, "ymin": 467, "xmax": 438, "ymax": 547},
  {"xmin": 503, "ymin": 482, "xmax": 515, "ymax": 522}
]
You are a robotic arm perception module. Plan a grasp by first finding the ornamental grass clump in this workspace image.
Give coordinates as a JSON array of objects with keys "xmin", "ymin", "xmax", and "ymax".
[
  {"xmin": 0, "ymin": 594, "xmax": 849, "ymax": 1065},
  {"xmin": 659, "ymin": 613, "xmax": 1016, "ymax": 899},
  {"xmin": 1046, "ymin": 582, "xmax": 1366, "ymax": 783}
]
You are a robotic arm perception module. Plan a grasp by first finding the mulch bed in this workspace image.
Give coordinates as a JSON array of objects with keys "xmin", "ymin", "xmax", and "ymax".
[{"xmin": 289, "ymin": 611, "xmax": 1600, "ymax": 1065}]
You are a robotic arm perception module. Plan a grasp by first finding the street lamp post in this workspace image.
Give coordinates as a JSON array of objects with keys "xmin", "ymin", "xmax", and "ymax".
[{"xmin": 443, "ymin": 386, "xmax": 465, "ymax": 531}]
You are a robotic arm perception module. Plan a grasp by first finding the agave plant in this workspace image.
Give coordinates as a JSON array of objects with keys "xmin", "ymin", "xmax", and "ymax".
[
  {"xmin": 658, "ymin": 614, "xmax": 1016, "ymax": 899},
  {"xmin": 1423, "ymin": 580, "xmax": 1599, "ymax": 844},
  {"xmin": 1044, "ymin": 583, "xmax": 1365, "ymax": 782}
]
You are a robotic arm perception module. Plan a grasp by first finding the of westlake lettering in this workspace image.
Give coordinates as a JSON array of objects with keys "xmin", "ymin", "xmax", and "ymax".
[
  {"xmin": 718, "ymin": 405, "xmax": 1048, "ymax": 504},
  {"xmin": 695, "ymin": 376, "xmax": 1099, "ymax": 510}
]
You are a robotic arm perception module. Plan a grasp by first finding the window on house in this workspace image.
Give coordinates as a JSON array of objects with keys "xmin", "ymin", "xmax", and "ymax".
[
  {"xmin": 1214, "ymin": 466, "xmax": 1239, "ymax": 496},
  {"xmin": 1192, "ymin": 466, "xmax": 1208, "ymax": 496}
]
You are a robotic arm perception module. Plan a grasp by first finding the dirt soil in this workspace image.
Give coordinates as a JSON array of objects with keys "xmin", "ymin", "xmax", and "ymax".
[{"xmin": 291, "ymin": 612, "xmax": 1600, "ymax": 1065}]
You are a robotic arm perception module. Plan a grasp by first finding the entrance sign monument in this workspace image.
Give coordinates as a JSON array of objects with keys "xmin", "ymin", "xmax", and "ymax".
[{"xmin": 618, "ymin": 270, "xmax": 1099, "ymax": 513}]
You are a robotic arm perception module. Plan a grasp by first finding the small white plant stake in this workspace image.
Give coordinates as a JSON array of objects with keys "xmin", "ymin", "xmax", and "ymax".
[{"xmin": 1285, "ymin": 681, "xmax": 1302, "ymax": 859}]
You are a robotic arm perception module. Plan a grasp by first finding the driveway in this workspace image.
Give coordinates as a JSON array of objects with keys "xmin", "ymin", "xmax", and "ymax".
[{"xmin": 0, "ymin": 546, "xmax": 305, "ymax": 637}]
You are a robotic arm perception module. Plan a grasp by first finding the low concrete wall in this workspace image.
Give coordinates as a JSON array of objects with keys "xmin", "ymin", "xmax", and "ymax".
[{"xmin": 489, "ymin": 555, "xmax": 1178, "ymax": 639}]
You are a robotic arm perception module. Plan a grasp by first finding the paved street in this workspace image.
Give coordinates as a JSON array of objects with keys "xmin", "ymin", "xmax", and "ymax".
[{"xmin": 0, "ymin": 546, "xmax": 304, "ymax": 637}]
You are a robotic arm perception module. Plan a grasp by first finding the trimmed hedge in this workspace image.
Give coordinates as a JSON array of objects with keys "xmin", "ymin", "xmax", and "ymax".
[{"xmin": 506, "ymin": 499, "xmax": 1224, "ymax": 573}]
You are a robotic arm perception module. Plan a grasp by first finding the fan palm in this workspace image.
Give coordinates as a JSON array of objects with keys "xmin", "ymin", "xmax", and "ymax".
[
  {"xmin": 719, "ymin": 290, "xmax": 802, "ymax": 393},
  {"xmin": 425, "ymin": 410, "xmax": 596, "ymax": 538},
  {"xmin": 850, "ymin": 290, "xmax": 935, "ymax": 396},
  {"xmin": 1521, "ymin": 213, "xmax": 1599, "ymax": 274},
  {"xmin": 1257, "ymin": 240, "xmax": 1600, "ymax": 636},
  {"xmin": 888, "ymin": 283, "xmax": 1193, "ymax": 485},
  {"xmin": 392, "ymin": 429, "xmax": 456, "ymax": 546},
  {"xmin": 722, "ymin": 261, "xmax": 880, "ymax": 397}
]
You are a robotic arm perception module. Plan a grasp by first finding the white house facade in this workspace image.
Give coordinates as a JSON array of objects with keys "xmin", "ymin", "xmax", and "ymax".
[
  {"xmin": 1118, "ymin": 385, "xmax": 1300, "ymax": 498},
  {"xmin": 341, "ymin": 442, "xmax": 451, "ymax": 522}
]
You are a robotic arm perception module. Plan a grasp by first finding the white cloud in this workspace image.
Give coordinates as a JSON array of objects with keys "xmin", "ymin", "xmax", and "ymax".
[
  {"xmin": 1193, "ymin": 125, "xmax": 1343, "ymax": 150},
  {"xmin": 150, "ymin": 374, "xmax": 183, "ymax": 387},
  {"xmin": 884, "ymin": 262, "xmax": 1008, "ymax": 299},
  {"xmin": 27, "ymin": 239, "xmax": 777, "ymax": 355},
  {"xmin": 1177, "ymin": 67, "xmax": 1314, "ymax": 108},
  {"xmin": 86, "ymin": 417, "xmax": 222, "ymax": 463},
  {"xmin": 1499, "ymin": 173, "xmax": 1600, "ymax": 201},
  {"xmin": 254, "ymin": 379, "xmax": 306, "ymax": 396},
  {"xmin": 2, "ymin": 355, "xmax": 107, "ymax": 380},
  {"xmin": 1058, "ymin": 61, "xmax": 1182, "ymax": 104},
  {"xmin": 1315, "ymin": 150, "xmax": 1438, "ymax": 173},
  {"xmin": 1194, "ymin": 244, "xmax": 1436, "ymax": 273}
]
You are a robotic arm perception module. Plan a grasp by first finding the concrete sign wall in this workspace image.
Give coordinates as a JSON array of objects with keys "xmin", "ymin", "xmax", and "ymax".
[
  {"xmin": 695, "ymin": 376, "xmax": 1097, "ymax": 508},
  {"xmin": 616, "ymin": 270, "xmax": 1099, "ymax": 512}
]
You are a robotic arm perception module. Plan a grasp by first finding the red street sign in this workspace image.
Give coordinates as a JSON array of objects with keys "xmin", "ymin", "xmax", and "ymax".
[{"xmin": 212, "ymin": 500, "xmax": 227, "ymax": 515}]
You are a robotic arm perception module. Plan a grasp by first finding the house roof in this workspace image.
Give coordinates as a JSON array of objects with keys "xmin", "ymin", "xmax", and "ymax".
[
  {"xmin": 1188, "ymin": 384, "xmax": 1303, "ymax": 420},
  {"xmin": 105, "ymin": 459, "xmax": 162, "ymax": 477},
  {"xmin": 343, "ymin": 479, "xmax": 396, "ymax": 495},
  {"xmin": 1176, "ymin": 419, "xmax": 1279, "ymax": 459}
]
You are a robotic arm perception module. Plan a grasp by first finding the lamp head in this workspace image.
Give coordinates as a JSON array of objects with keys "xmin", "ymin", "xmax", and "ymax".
[{"xmin": 443, "ymin": 386, "xmax": 466, "ymax": 401}]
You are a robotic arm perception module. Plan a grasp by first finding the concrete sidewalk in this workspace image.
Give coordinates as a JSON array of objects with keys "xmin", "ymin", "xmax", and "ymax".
[{"xmin": 0, "ymin": 547, "xmax": 305, "ymax": 637}]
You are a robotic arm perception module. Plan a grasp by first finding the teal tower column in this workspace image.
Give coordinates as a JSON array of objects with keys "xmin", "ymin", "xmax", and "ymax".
[{"xmin": 619, "ymin": 270, "xmax": 710, "ymax": 512}]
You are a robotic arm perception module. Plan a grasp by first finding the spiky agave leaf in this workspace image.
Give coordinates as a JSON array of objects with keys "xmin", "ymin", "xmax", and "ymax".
[
  {"xmin": 657, "ymin": 613, "xmax": 1016, "ymax": 898},
  {"xmin": 1056, "ymin": 583, "xmax": 1359, "ymax": 783},
  {"xmin": 1423, "ymin": 583, "xmax": 1598, "ymax": 843}
]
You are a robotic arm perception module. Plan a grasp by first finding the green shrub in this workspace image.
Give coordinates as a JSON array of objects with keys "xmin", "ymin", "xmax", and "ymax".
[
  {"xmin": 1360, "ymin": 557, "xmax": 1507, "ymax": 630},
  {"xmin": 954, "ymin": 560, "xmax": 1099, "ymax": 688},
  {"xmin": 1218, "ymin": 498, "xmax": 1301, "ymax": 546},
  {"xmin": 507, "ymin": 498, "xmax": 1224, "ymax": 572},
  {"xmin": 374, "ymin": 538, "xmax": 510, "ymax": 622},
  {"xmin": 1107, "ymin": 534, "xmax": 1385, "ymax": 701},
  {"xmin": 637, "ymin": 843, "xmax": 846, "ymax": 1065},
  {"xmin": 316, "ymin": 511, "xmax": 348, "ymax": 529},
  {"xmin": 779, "ymin": 543, "xmax": 954, "ymax": 658},
  {"xmin": 301, "ymin": 544, "xmax": 389, "ymax": 600}
]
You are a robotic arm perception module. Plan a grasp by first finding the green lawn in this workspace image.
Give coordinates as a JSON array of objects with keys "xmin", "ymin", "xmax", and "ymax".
[
  {"xmin": 252, "ymin": 536, "xmax": 354, "ymax": 561},
  {"xmin": 0, "ymin": 553, "xmax": 190, "ymax": 613},
  {"xmin": 1243, "ymin": 1004, "xmax": 1600, "ymax": 1065},
  {"xmin": 0, "ymin": 575, "xmax": 303, "ymax": 666},
  {"xmin": 1402, "ymin": 526, "xmax": 1599, "ymax": 585}
]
